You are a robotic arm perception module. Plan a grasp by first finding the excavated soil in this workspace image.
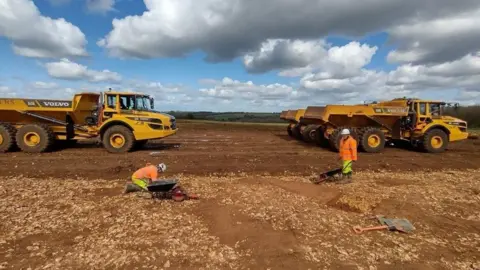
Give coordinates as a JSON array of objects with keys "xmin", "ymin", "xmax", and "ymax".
[
  {"xmin": 0, "ymin": 121, "xmax": 479, "ymax": 180},
  {"xmin": 0, "ymin": 121, "xmax": 479, "ymax": 269}
]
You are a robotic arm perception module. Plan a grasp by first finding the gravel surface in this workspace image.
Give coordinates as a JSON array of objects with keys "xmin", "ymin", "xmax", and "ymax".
[{"xmin": 1, "ymin": 170, "xmax": 479, "ymax": 269}]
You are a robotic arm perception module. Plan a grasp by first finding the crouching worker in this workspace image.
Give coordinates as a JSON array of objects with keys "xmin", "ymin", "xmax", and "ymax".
[
  {"xmin": 338, "ymin": 128, "xmax": 357, "ymax": 183},
  {"xmin": 124, "ymin": 163, "xmax": 167, "ymax": 193}
]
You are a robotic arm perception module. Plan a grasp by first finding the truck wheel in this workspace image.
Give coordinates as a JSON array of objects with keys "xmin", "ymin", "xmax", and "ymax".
[
  {"xmin": 314, "ymin": 126, "xmax": 329, "ymax": 147},
  {"xmin": 102, "ymin": 125, "xmax": 135, "ymax": 153},
  {"xmin": 0, "ymin": 123, "xmax": 17, "ymax": 153},
  {"xmin": 422, "ymin": 129, "xmax": 448, "ymax": 153},
  {"xmin": 287, "ymin": 126, "xmax": 293, "ymax": 137},
  {"xmin": 302, "ymin": 125, "xmax": 318, "ymax": 143},
  {"xmin": 15, "ymin": 124, "xmax": 55, "ymax": 153},
  {"xmin": 328, "ymin": 128, "xmax": 342, "ymax": 152},
  {"xmin": 291, "ymin": 124, "xmax": 303, "ymax": 140},
  {"xmin": 359, "ymin": 127, "xmax": 385, "ymax": 153},
  {"xmin": 329, "ymin": 127, "xmax": 359, "ymax": 152}
]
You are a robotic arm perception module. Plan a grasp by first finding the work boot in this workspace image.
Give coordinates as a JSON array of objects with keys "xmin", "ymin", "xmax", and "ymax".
[
  {"xmin": 124, "ymin": 183, "xmax": 142, "ymax": 193},
  {"xmin": 336, "ymin": 173, "xmax": 352, "ymax": 184}
]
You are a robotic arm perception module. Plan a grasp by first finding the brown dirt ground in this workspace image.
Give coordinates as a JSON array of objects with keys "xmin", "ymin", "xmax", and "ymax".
[
  {"xmin": 0, "ymin": 121, "xmax": 479, "ymax": 269},
  {"xmin": 0, "ymin": 121, "xmax": 479, "ymax": 180}
]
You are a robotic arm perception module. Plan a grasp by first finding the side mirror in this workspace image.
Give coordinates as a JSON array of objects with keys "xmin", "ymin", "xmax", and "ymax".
[{"xmin": 150, "ymin": 98, "xmax": 154, "ymax": 109}]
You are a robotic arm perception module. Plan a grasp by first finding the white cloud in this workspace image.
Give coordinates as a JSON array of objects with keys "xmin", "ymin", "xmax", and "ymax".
[
  {"xmin": 294, "ymin": 51, "xmax": 480, "ymax": 106},
  {"xmin": 0, "ymin": 85, "xmax": 16, "ymax": 97},
  {"xmin": 122, "ymin": 80, "xmax": 185, "ymax": 100},
  {"xmin": 44, "ymin": 59, "xmax": 122, "ymax": 83},
  {"xmin": 243, "ymin": 39, "xmax": 379, "ymax": 81},
  {"xmin": 30, "ymin": 81, "xmax": 59, "ymax": 89},
  {"xmin": 457, "ymin": 91, "xmax": 480, "ymax": 103},
  {"xmin": 387, "ymin": 9, "xmax": 480, "ymax": 65},
  {"xmin": 98, "ymin": 0, "xmax": 480, "ymax": 62},
  {"xmin": 86, "ymin": 0, "xmax": 115, "ymax": 13},
  {"xmin": 0, "ymin": 0, "xmax": 87, "ymax": 58},
  {"xmin": 387, "ymin": 53, "xmax": 480, "ymax": 90},
  {"xmin": 243, "ymin": 39, "xmax": 327, "ymax": 74},
  {"xmin": 198, "ymin": 77, "xmax": 295, "ymax": 110}
]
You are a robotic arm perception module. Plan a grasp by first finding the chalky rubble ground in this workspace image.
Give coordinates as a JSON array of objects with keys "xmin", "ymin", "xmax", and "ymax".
[{"xmin": 1, "ymin": 170, "xmax": 479, "ymax": 270}]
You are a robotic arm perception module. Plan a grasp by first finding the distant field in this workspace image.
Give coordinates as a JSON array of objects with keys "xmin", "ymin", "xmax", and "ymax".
[
  {"xmin": 167, "ymin": 111, "xmax": 283, "ymax": 123},
  {"xmin": 470, "ymin": 129, "xmax": 480, "ymax": 138},
  {"xmin": 177, "ymin": 119, "xmax": 285, "ymax": 126}
]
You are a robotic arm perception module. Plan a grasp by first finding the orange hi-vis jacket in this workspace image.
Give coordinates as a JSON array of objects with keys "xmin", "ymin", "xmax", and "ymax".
[
  {"xmin": 339, "ymin": 136, "xmax": 358, "ymax": 161},
  {"xmin": 133, "ymin": 165, "xmax": 158, "ymax": 181}
]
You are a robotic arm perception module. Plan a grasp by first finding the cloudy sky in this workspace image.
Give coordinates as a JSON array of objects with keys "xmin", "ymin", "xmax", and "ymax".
[{"xmin": 1, "ymin": 0, "xmax": 480, "ymax": 112}]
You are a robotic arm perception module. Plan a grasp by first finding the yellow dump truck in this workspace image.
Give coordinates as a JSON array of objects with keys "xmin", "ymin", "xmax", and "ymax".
[
  {"xmin": 0, "ymin": 90, "xmax": 177, "ymax": 153},
  {"xmin": 296, "ymin": 98, "xmax": 468, "ymax": 153},
  {"xmin": 281, "ymin": 109, "xmax": 305, "ymax": 139}
]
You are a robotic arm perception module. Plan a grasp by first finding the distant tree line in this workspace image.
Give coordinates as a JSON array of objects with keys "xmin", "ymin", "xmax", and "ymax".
[
  {"xmin": 444, "ymin": 105, "xmax": 480, "ymax": 128},
  {"xmin": 166, "ymin": 111, "xmax": 283, "ymax": 123}
]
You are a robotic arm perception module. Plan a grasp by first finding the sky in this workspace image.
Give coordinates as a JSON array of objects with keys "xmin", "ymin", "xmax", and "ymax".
[{"xmin": 1, "ymin": 0, "xmax": 480, "ymax": 112}]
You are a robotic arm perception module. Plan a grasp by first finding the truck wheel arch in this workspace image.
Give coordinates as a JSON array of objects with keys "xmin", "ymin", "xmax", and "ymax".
[
  {"xmin": 423, "ymin": 124, "xmax": 451, "ymax": 137},
  {"xmin": 100, "ymin": 121, "xmax": 134, "ymax": 140}
]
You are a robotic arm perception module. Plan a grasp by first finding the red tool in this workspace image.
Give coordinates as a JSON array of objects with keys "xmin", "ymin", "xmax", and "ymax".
[{"xmin": 147, "ymin": 180, "xmax": 199, "ymax": 202}]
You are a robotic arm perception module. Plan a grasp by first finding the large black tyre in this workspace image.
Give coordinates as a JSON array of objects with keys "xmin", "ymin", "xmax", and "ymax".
[
  {"xmin": 328, "ymin": 127, "xmax": 359, "ymax": 152},
  {"xmin": 291, "ymin": 124, "xmax": 303, "ymax": 140},
  {"xmin": 314, "ymin": 126, "xmax": 329, "ymax": 148},
  {"xmin": 302, "ymin": 125, "xmax": 318, "ymax": 143},
  {"xmin": 102, "ymin": 125, "xmax": 135, "ymax": 153},
  {"xmin": 0, "ymin": 123, "xmax": 17, "ymax": 153},
  {"xmin": 15, "ymin": 124, "xmax": 55, "ymax": 153},
  {"xmin": 421, "ymin": 129, "xmax": 448, "ymax": 153},
  {"xmin": 358, "ymin": 127, "xmax": 386, "ymax": 153},
  {"xmin": 287, "ymin": 126, "xmax": 293, "ymax": 137}
]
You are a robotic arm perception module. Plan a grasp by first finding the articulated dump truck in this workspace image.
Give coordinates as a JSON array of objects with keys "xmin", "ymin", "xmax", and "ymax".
[
  {"xmin": 282, "ymin": 98, "xmax": 469, "ymax": 153},
  {"xmin": 280, "ymin": 109, "xmax": 305, "ymax": 139},
  {"xmin": 0, "ymin": 90, "xmax": 177, "ymax": 153}
]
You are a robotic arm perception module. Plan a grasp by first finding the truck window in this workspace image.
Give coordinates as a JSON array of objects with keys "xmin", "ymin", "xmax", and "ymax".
[
  {"xmin": 418, "ymin": 103, "xmax": 426, "ymax": 115},
  {"xmin": 120, "ymin": 95, "xmax": 135, "ymax": 110},
  {"xmin": 106, "ymin": 95, "xmax": 116, "ymax": 109},
  {"xmin": 135, "ymin": 96, "xmax": 151, "ymax": 111},
  {"xmin": 429, "ymin": 103, "xmax": 441, "ymax": 117}
]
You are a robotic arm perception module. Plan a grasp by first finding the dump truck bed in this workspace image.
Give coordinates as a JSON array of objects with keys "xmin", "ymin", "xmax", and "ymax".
[
  {"xmin": 300, "ymin": 104, "xmax": 409, "ymax": 128},
  {"xmin": 0, "ymin": 94, "xmax": 100, "ymax": 127},
  {"xmin": 0, "ymin": 98, "xmax": 75, "ymax": 112}
]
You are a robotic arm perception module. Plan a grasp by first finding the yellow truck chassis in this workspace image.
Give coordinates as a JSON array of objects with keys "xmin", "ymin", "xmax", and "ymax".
[
  {"xmin": 0, "ymin": 91, "xmax": 178, "ymax": 153},
  {"xmin": 281, "ymin": 98, "xmax": 468, "ymax": 153}
]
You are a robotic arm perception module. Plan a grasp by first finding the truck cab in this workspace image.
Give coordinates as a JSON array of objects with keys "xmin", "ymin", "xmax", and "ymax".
[
  {"xmin": 97, "ymin": 90, "xmax": 177, "ymax": 142},
  {"xmin": 406, "ymin": 99, "xmax": 468, "ymax": 151}
]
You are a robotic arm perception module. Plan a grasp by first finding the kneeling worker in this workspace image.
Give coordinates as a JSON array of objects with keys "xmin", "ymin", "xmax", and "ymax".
[
  {"xmin": 338, "ymin": 128, "xmax": 357, "ymax": 183},
  {"xmin": 125, "ymin": 163, "xmax": 167, "ymax": 193}
]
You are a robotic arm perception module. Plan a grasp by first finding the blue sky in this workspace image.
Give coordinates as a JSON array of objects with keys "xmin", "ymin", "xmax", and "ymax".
[{"xmin": 0, "ymin": 0, "xmax": 479, "ymax": 112}]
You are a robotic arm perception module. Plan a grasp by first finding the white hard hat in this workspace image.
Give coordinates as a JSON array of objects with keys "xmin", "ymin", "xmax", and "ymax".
[
  {"xmin": 157, "ymin": 163, "xmax": 167, "ymax": 172},
  {"xmin": 340, "ymin": 128, "xmax": 350, "ymax": 135}
]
